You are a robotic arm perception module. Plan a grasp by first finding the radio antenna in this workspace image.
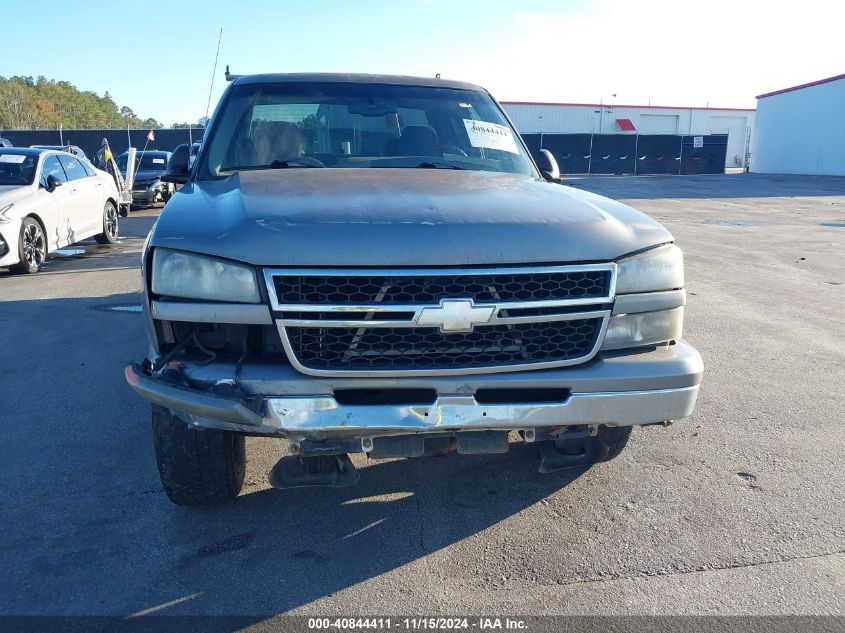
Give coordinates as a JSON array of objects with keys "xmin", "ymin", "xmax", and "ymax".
[{"xmin": 205, "ymin": 28, "xmax": 223, "ymax": 120}]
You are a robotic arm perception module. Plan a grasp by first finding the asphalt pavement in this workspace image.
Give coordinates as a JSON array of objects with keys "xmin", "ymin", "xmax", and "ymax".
[{"xmin": 0, "ymin": 174, "xmax": 843, "ymax": 619}]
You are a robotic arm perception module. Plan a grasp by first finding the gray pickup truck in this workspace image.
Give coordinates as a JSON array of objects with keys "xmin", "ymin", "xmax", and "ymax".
[{"xmin": 125, "ymin": 73, "xmax": 702, "ymax": 505}]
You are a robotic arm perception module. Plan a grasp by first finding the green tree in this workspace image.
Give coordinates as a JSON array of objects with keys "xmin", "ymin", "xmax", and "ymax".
[{"xmin": 0, "ymin": 76, "xmax": 160, "ymax": 130}]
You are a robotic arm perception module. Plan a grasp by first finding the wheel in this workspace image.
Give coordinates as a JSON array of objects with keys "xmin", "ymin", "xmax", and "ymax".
[
  {"xmin": 151, "ymin": 404, "xmax": 246, "ymax": 505},
  {"xmin": 161, "ymin": 186, "xmax": 173, "ymax": 203},
  {"xmin": 10, "ymin": 217, "xmax": 47, "ymax": 274},
  {"xmin": 94, "ymin": 200, "xmax": 119, "ymax": 244},
  {"xmin": 537, "ymin": 425, "xmax": 632, "ymax": 472}
]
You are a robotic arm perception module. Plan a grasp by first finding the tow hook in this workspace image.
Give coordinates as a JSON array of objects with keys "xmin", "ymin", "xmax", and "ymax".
[
  {"xmin": 269, "ymin": 453, "xmax": 360, "ymax": 489},
  {"xmin": 546, "ymin": 424, "xmax": 599, "ymax": 440}
]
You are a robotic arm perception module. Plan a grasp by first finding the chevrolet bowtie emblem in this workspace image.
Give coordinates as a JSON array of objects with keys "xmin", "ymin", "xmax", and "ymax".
[{"xmin": 416, "ymin": 299, "xmax": 495, "ymax": 333}]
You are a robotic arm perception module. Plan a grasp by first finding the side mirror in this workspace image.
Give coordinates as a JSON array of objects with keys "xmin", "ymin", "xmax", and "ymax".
[
  {"xmin": 537, "ymin": 149, "xmax": 561, "ymax": 183},
  {"xmin": 162, "ymin": 144, "xmax": 190, "ymax": 184},
  {"xmin": 46, "ymin": 174, "xmax": 63, "ymax": 191}
]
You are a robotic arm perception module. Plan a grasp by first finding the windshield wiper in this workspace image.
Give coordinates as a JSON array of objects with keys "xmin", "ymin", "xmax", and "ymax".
[
  {"xmin": 415, "ymin": 161, "xmax": 466, "ymax": 170},
  {"xmin": 220, "ymin": 159, "xmax": 324, "ymax": 172},
  {"xmin": 268, "ymin": 159, "xmax": 323, "ymax": 169}
]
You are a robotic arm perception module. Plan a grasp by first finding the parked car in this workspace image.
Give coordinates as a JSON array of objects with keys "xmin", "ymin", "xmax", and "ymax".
[
  {"xmin": 116, "ymin": 150, "xmax": 174, "ymax": 205},
  {"xmin": 125, "ymin": 73, "xmax": 703, "ymax": 505},
  {"xmin": 0, "ymin": 148, "xmax": 120, "ymax": 273},
  {"xmin": 30, "ymin": 144, "xmax": 89, "ymax": 162},
  {"xmin": 0, "ymin": 138, "xmax": 13, "ymax": 148}
]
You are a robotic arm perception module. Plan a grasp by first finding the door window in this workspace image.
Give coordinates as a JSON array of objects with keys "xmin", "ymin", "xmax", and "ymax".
[
  {"xmin": 57, "ymin": 155, "xmax": 89, "ymax": 181},
  {"xmin": 40, "ymin": 155, "xmax": 68, "ymax": 187}
]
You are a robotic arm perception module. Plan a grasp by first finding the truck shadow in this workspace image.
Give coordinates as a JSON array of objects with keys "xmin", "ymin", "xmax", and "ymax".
[
  {"xmin": 165, "ymin": 447, "xmax": 587, "ymax": 615},
  {"xmin": 0, "ymin": 291, "xmax": 591, "ymax": 618}
]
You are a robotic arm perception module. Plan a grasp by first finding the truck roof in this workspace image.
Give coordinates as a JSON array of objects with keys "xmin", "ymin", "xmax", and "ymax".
[{"xmin": 232, "ymin": 72, "xmax": 487, "ymax": 93}]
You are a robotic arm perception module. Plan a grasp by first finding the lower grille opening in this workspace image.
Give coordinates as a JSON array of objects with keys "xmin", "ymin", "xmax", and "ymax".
[
  {"xmin": 287, "ymin": 318, "xmax": 602, "ymax": 371},
  {"xmin": 334, "ymin": 388, "xmax": 437, "ymax": 405},
  {"xmin": 474, "ymin": 387, "xmax": 571, "ymax": 404}
]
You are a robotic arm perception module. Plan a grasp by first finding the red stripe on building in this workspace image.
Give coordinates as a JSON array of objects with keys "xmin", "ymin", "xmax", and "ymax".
[
  {"xmin": 499, "ymin": 100, "xmax": 755, "ymax": 112},
  {"xmin": 756, "ymin": 72, "xmax": 845, "ymax": 99}
]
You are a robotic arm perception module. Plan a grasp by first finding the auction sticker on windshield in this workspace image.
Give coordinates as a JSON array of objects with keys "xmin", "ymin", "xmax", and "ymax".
[
  {"xmin": 0, "ymin": 154, "xmax": 27, "ymax": 163},
  {"xmin": 463, "ymin": 119, "xmax": 518, "ymax": 154}
]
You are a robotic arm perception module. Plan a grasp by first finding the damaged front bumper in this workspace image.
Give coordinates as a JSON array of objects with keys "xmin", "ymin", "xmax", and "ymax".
[{"xmin": 125, "ymin": 341, "xmax": 703, "ymax": 443}]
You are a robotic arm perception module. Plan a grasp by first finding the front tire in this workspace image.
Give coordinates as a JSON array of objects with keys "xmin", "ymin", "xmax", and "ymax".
[
  {"xmin": 151, "ymin": 404, "xmax": 246, "ymax": 505},
  {"xmin": 94, "ymin": 200, "xmax": 119, "ymax": 244},
  {"xmin": 10, "ymin": 217, "xmax": 47, "ymax": 274}
]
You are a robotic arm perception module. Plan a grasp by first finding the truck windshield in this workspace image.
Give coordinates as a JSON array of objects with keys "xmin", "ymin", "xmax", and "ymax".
[
  {"xmin": 117, "ymin": 153, "xmax": 168, "ymax": 172},
  {"xmin": 199, "ymin": 82, "xmax": 537, "ymax": 178}
]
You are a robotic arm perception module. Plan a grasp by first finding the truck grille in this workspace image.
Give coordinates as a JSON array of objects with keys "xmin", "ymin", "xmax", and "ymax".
[
  {"xmin": 273, "ymin": 270, "xmax": 610, "ymax": 305},
  {"xmin": 287, "ymin": 319, "xmax": 602, "ymax": 371},
  {"xmin": 264, "ymin": 265, "xmax": 616, "ymax": 376}
]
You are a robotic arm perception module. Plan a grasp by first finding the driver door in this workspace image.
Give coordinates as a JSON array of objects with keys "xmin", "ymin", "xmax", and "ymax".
[
  {"xmin": 57, "ymin": 154, "xmax": 102, "ymax": 240},
  {"xmin": 37, "ymin": 155, "xmax": 69, "ymax": 249}
]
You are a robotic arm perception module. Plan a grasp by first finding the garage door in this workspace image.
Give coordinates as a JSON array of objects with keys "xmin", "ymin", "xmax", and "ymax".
[{"xmin": 639, "ymin": 114, "xmax": 679, "ymax": 134}]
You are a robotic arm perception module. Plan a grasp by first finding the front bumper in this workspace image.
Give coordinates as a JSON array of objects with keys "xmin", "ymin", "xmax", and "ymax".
[
  {"xmin": 131, "ymin": 189, "xmax": 159, "ymax": 204},
  {"xmin": 0, "ymin": 225, "xmax": 19, "ymax": 267},
  {"xmin": 125, "ymin": 341, "xmax": 703, "ymax": 440}
]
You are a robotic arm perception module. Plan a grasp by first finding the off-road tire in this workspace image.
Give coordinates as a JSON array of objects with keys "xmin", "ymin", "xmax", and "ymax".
[
  {"xmin": 597, "ymin": 425, "xmax": 633, "ymax": 462},
  {"xmin": 151, "ymin": 404, "xmax": 246, "ymax": 505},
  {"xmin": 94, "ymin": 200, "xmax": 119, "ymax": 244}
]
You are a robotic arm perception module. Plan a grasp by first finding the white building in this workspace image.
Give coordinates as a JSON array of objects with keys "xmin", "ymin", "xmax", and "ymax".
[
  {"xmin": 750, "ymin": 73, "xmax": 845, "ymax": 176},
  {"xmin": 501, "ymin": 101, "xmax": 755, "ymax": 169}
]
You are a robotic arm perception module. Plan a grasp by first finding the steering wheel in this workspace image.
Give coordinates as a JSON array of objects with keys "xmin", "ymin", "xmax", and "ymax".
[{"xmin": 424, "ymin": 144, "xmax": 469, "ymax": 157}]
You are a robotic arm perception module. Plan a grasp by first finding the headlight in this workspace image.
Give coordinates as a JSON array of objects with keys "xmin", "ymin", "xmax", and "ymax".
[
  {"xmin": 0, "ymin": 202, "xmax": 13, "ymax": 224},
  {"xmin": 616, "ymin": 244, "xmax": 684, "ymax": 294},
  {"xmin": 601, "ymin": 307, "xmax": 684, "ymax": 351},
  {"xmin": 151, "ymin": 248, "xmax": 260, "ymax": 303}
]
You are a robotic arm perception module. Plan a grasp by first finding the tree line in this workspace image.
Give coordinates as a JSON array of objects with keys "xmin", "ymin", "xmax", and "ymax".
[{"xmin": 0, "ymin": 75, "xmax": 201, "ymax": 131}]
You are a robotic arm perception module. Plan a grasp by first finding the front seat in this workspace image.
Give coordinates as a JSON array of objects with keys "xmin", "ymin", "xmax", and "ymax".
[{"xmin": 384, "ymin": 125, "xmax": 439, "ymax": 156}]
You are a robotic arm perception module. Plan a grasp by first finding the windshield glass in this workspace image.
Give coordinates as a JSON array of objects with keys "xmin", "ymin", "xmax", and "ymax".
[
  {"xmin": 200, "ymin": 82, "xmax": 536, "ymax": 178},
  {"xmin": 117, "ymin": 153, "xmax": 168, "ymax": 172},
  {"xmin": 0, "ymin": 153, "xmax": 38, "ymax": 186}
]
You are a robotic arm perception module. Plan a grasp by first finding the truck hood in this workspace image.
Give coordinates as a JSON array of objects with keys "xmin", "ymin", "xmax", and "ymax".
[{"xmin": 150, "ymin": 169, "xmax": 672, "ymax": 266}]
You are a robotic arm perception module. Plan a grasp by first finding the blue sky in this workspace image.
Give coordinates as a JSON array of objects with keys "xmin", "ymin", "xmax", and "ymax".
[{"xmin": 2, "ymin": 0, "xmax": 843, "ymax": 126}]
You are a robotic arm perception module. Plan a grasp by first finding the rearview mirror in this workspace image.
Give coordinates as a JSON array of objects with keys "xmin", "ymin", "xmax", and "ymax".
[
  {"xmin": 537, "ymin": 149, "xmax": 561, "ymax": 183},
  {"xmin": 347, "ymin": 98, "xmax": 398, "ymax": 117},
  {"xmin": 46, "ymin": 174, "xmax": 63, "ymax": 191},
  {"xmin": 162, "ymin": 144, "xmax": 190, "ymax": 184}
]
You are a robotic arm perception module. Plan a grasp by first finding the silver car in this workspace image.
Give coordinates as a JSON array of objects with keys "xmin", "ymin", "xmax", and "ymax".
[{"xmin": 125, "ymin": 73, "xmax": 703, "ymax": 505}]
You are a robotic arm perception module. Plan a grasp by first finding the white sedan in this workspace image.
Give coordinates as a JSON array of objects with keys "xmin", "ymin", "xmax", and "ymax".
[{"xmin": 0, "ymin": 148, "xmax": 120, "ymax": 273}]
